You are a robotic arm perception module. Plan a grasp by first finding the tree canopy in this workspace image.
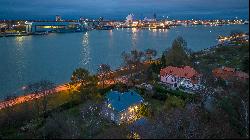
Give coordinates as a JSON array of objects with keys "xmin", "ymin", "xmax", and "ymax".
[
  {"xmin": 164, "ymin": 36, "xmax": 192, "ymax": 67},
  {"xmin": 97, "ymin": 64, "xmax": 112, "ymax": 88}
]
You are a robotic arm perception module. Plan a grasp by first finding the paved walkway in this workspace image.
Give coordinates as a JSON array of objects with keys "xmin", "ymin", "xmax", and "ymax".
[{"xmin": 0, "ymin": 84, "xmax": 69, "ymax": 110}]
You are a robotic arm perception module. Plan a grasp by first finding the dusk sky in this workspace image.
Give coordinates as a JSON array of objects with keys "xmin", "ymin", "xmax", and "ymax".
[{"xmin": 0, "ymin": 0, "xmax": 249, "ymax": 20}]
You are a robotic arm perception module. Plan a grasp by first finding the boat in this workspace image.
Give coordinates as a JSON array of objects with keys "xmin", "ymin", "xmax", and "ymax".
[
  {"xmin": 55, "ymin": 28, "xmax": 86, "ymax": 33},
  {"xmin": 96, "ymin": 25, "xmax": 114, "ymax": 30},
  {"xmin": 155, "ymin": 26, "xmax": 170, "ymax": 29},
  {"xmin": 4, "ymin": 33, "xmax": 29, "ymax": 37},
  {"xmin": 31, "ymin": 31, "xmax": 49, "ymax": 35}
]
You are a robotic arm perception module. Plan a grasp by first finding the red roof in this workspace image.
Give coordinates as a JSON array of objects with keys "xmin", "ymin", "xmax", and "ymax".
[
  {"xmin": 213, "ymin": 67, "xmax": 249, "ymax": 80},
  {"xmin": 223, "ymin": 67, "xmax": 235, "ymax": 72},
  {"xmin": 160, "ymin": 66, "xmax": 200, "ymax": 79},
  {"xmin": 235, "ymin": 71, "xmax": 249, "ymax": 79}
]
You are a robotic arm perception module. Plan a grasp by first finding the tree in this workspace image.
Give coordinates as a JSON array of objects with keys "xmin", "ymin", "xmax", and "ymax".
[
  {"xmin": 113, "ymin": 82, "xmax": 128, "ymax": 93},
  {"xmin": 121, "ymin": 50, "xmax": 144, "ymax": 86},
  {"xmin": 94, "ymin": 125, "xmax": 129, "ymax": 139},
  {"xmin": 164, "ymin": 36, "xmax": 192, "ymax": 67},
  {"xmin": 227, "ymin": 79, "xmax": 249, "ymax": 137},
  {"xmin": 24, "ymin": 80, "xmax": 55, "ymax": 139},
  {"xmin": 160, "ymin": 53, "xmax": 166, "ymax": 68},
  {"xmin": 81, "ymin": 75, "xmax": 99, "ymax": 101},
  {"xmin": 145, "ymin": 49, "xmax": 157, "ymax": 61},
  {"xmin": 146, "ymin": 63, "xmax": 160, "ymax": 81},
  {"xmin": 70, "ymin": 68, "xmax": 99, "ymax": 101},
  {"xmin": 230, "ymin": 30, "xmax": 244, "ymax": 37},
  {"xmin": 241, "ymin": 56, "xmax": 249, "ymax": 73},
  {"xmin": 164, "ymin": 95, "xmax": 185, "ymax": 111},
  {"xmin": 66, "ymin": 82, "xmax": 79, "ymax": 105},
  {"xmin": 97, "ymin": 64, "xmax": 111, "ymax": 88},
  {"xmin": 25, "ymin": 80, "xmax": 55, "ymax": 119},
  {"xmin": 68, "ymin": 68, "xmax": 91, "ymax": 102},
  {"xmin": 121, "ymin": 49, "xmax": 144, "ymax": 68},
  {"xmin": 42, "ymin": 112, "xmax": 81, "ymax": 139},
  {"xmin": 70, "ymin": 68, "xmax": 91, "ymax": 87},
  {"xmin": 138, "ymin": 103, "xmax": 150, "ymax": 117}
]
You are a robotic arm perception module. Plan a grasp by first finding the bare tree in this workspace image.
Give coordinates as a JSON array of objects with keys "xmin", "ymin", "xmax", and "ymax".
[
  {"xmin": 97, "ymin": 64, "xmax": 111, "ymax": 88},
  {"xmin": 25, "ymin": 80, "xmax": 55, "ymax": 119},
  {"xmin": 121, "ymin": 49, "xmax": 144, "ymax": 86},
  {"xmin": 145, "ymin": 48, "xmax": 157, "ymax": 61}
]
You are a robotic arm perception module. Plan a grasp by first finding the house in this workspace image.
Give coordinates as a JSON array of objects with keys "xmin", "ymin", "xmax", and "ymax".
[
  {"xmin": 212, "ymin": 66, "xmax": 249, "ymax": 82},
  {"xmin": 101, "ymin": 90, "xmax": 144, "ymax": 125},
  {"xmin": 160, "ymin": 66, "xmax": 202, "ymax": 90}
]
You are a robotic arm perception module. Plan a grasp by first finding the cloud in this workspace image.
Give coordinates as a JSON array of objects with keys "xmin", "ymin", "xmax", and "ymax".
[{"xmin": 0, "ymin": 0, "xmax": 248, "ymax": 19}]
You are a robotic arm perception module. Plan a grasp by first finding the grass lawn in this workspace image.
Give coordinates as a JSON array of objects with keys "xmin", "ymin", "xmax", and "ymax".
[
  {"xmin": 145, "ymin": 98, "xmax": 165, "ymax": 113},
  {"xmin": 0, "ymin": 90, "xmax": 82, "ymax": 138},
  {"xmin": 0, "ymin": 87, "xmax": 121, "ymax": 139}
]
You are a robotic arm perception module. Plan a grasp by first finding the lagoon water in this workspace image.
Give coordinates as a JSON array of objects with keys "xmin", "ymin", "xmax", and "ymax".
[{"xmin": 0, "ymin": 24, "xmax": 249, "ymax": 99}]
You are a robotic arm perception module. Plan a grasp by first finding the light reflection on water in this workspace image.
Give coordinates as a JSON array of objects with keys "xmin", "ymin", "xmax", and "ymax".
[
  {"xmin": 80, "ymin": 32, "xmax": 91, "ymax": 66},
  {"xmin": 15, "ymin": 36, "xmax": 26, "ymax": 87},
  {"xmin": 131, "ymin": 28, "xmax": 138, "ymax": 49}
]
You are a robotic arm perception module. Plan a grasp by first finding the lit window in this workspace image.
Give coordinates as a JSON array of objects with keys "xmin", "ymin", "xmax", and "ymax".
[{"xmin": 108, "ymin": 104, "xmax": 112, "ymax": 108}]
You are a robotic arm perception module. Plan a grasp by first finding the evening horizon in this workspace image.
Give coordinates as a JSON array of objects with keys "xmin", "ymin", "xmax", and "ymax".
[{"xmin": 0, "ymin": 0, "xmax": 249, "ymax": 20}]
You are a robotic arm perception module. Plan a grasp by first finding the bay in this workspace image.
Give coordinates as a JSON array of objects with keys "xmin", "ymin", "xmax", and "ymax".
[{"xmin": 0, "ymin": 24, "xmax": 249, "ymax": 99}]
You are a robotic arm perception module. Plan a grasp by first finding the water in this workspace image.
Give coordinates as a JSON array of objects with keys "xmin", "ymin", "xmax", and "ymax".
[{"xmin": 0, "ymin": 24, "xmax": 249, "ymax": 99}]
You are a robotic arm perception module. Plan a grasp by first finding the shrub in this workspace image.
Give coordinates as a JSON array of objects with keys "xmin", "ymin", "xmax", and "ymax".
[{"xmin": 164, "ymin": 95, "xmax": 185, "ymax": 110}]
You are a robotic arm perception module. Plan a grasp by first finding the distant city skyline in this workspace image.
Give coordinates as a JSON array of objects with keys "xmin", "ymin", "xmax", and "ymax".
[{"xmin": 0, "ymin": 0, "xmax": 249, "ymax": 20}]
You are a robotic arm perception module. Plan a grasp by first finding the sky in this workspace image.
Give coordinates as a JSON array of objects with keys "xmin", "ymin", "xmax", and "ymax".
[{"xmin": 0, "ymin": 0, "xmax": 249, "ymax": 20}]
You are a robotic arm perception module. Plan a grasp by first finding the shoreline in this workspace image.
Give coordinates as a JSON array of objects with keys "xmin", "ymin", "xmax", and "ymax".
[
  {"xmin": 0, "ymin": 83, "xmax": 69, "ymax": 110},
  {"xmin": 0, "ymin": 61, "xmax": 152, "ymax": 110},
  {"xmin": 0, "ymin": 23, "xmax": 248, "ymax": 38}
]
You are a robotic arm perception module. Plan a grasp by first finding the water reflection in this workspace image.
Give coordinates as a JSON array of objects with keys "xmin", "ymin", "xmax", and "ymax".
[
  {"xmin": 109, "ymin": 30, "xmax": 113, "ymax": 36},
  {"xmin": 108, "ymin": 30, "xmax": 114, "ymax": 49},
  {"xmin": 131, "ymin": 28, "xmax": 138, "ymax": 49},
  {"xmin": 80, "ymin": 32, "xmax": 91, "ymax": 66},
  {"xmin": 152, "ymin": 29, "xmax": 157, "ymax": 32},
  {"xmin": 15, "ymin": 36, "xmax": 28, "ymax": 94},
  {"xmin": 15, "ymin": 36, "xmax": 25, "ymax": 45}
]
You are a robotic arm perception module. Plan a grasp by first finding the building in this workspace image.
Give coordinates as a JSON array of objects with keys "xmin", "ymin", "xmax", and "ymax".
[
  {"xmin": 126, "ymin": 14, "xmax": 134, "ymax": 23},
  {"xmin": 102, "ymin": 90, "xmax": 144, "ymax": 125},
  {"xmin": 25, "ymin": 21, "xmax": 86, "ymax": 33},
  {"xmin": 55, "ymin": 15, "xmax": 62, "ymax": 21},
  {"xmin": 213, "ymin": 66, "xmax": 249, "ymax": 82},
  {"xmin": 160, "ymin": 66, "xmax": 202, "ymax": 89}
]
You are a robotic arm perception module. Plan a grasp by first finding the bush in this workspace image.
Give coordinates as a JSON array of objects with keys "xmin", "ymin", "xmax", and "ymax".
[
  {"xmin": 153, "ymin": 83, "xmax": 196, "ymax": 102},
  {"xmin": 152, "ymin": 92, "xmax": 167, "ymax": 101},
  {"xmin": 138, "ymin": 104, "xmax": 150, "ymax": 117},
  {"xmin": 164, "ymin": 95, "xmax": 185, "ymax": 110},
  {"xmin": 218, "ymin": 97, "xmax": 246, "ymax": 136},
  {"xmin": 44, "ymin": 99, "xmax": 82, "ymax": 118},
  {"xmin": 154, "ymin": 83, "xmax": 167, "ymax": 93},
  {"xmin": 98, "ymin": 85, "xmax": 114, "ymax": 96}
]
